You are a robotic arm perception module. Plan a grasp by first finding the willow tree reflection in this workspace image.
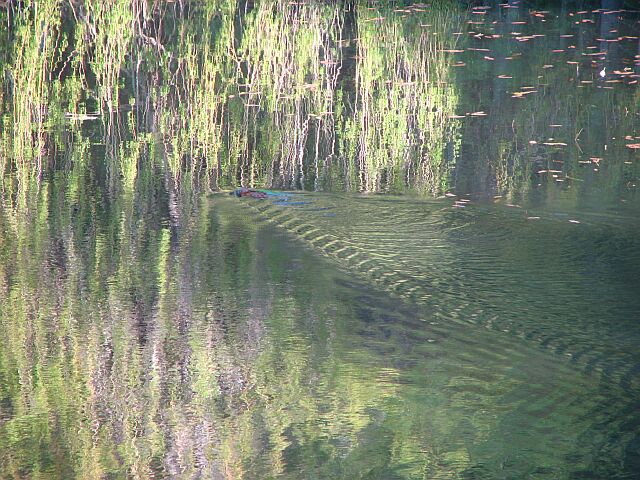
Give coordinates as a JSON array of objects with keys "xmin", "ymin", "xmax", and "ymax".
[
  {"xmin": 0, "ymin": 1, "xmax": 484, "ymax": 200},
  {"xmin": 0, "ymin": 152, "xmax": 468, "ymax": 477},
  {"xmin": 339, "ymin": 4, "xmax": 463, "ymax": 194}
]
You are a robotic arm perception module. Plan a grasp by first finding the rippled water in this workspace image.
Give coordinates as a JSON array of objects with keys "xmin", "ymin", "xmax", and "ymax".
[
  {"xmin": 233, "ymin": 191, "xmax": 640, "ymax": 476},
  {"xmin": 1, "ymin": 0, "xmax": 640, "ymax": 478},
  {"xmin": 3, "ymin": 185, "xmax": 639, "ymax": 478},
  {"xmin": 247, "ymin": 193, "xmax": 640, "ymax": 382}
]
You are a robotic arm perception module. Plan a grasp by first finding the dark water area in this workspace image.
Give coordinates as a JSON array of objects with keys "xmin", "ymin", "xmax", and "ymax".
[{"xmin": 1, "ymin": 1, "xmax": 640, "ymax": 479}]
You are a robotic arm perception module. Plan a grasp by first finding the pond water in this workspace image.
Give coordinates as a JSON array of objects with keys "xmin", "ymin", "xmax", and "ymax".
[{"xmin": 0, "ymin": 1, "xmax": 639, "ymax": 479}]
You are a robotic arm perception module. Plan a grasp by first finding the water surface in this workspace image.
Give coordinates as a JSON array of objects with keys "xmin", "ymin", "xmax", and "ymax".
[{"xmin": 0, "ymin": 1, "xmax": 639, "ymax": 478}]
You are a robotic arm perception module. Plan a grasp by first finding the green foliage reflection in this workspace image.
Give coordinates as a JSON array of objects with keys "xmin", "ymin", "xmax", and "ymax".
[{"xmin": 0, "ymin": 0, "xmax": 464, "ymax": 197}]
